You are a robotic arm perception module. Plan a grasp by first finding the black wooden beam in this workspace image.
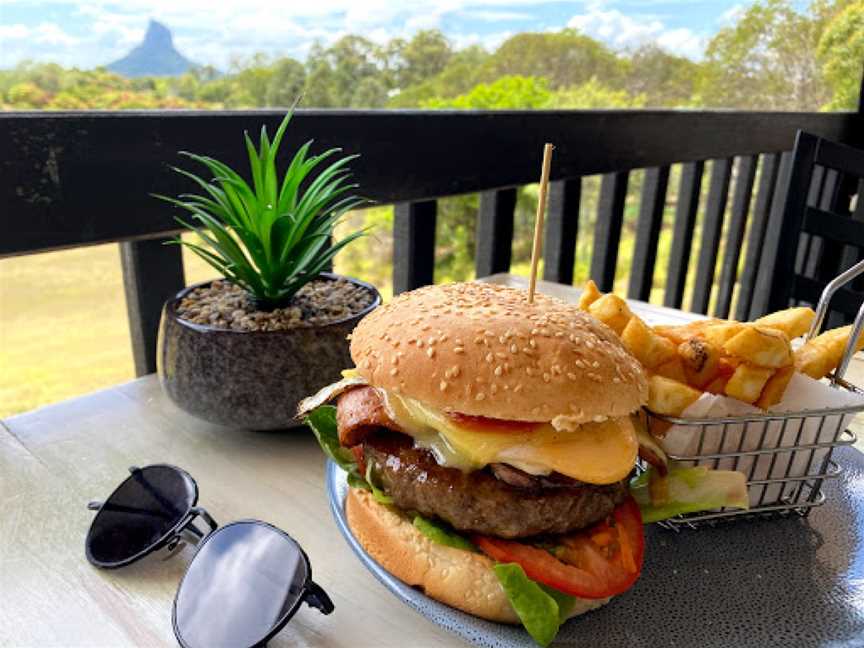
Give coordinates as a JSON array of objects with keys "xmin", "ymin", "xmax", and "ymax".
[
  {"xmin": 737, "ymin": 152, "xmax": 783, "ymax": 320},
  {"xmin": 2, "ymin": 110, "xmax": 860, "ymax": 257},
  {"xmin": 475, "ymin": 188, "xmax": 517, "ymax": 278},
  {"xmin": 628, "ymin": 166, "xmax": 670, "ymax": 301},
  {"xmin": 542, "ymin": 178, "xmax": 581, "ymax": 284},
  {"xmin": 691, "ymin": 158, "xmax": 733, "ymax": 314},
  {"xmin": 664, "ymin": 161, "xmax": 705, "ymax": 309},
  {"xmin": 803, "ymin": 205, "xmax": 864, "ymax": 243},
  {"xmin": 714, "ymin": 155, "xmax": 757, "ymax": 318},
  {"xmin": 591, "ymin": 172, "xmax": 629, "ymax": 292},
  {"xmin": 393, "ymin": 200, "xmax": 437, "ymax": 294},
  {"xmin": 120, "ymin": 238, "xmax": 185, "ymax": 376}
]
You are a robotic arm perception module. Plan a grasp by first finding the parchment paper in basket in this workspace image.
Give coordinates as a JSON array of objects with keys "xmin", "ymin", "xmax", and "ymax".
[{"xmin": 659, "ymin": 374, "xmax": 864, "ymax": 507}]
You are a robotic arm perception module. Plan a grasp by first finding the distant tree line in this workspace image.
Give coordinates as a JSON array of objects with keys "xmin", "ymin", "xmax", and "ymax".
[{"xmin": 1, "ymin": 0, "xmax": 860, "ymax": 112}]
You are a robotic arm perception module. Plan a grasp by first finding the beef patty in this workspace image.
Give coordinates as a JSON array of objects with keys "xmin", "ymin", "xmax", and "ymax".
[{"xmin": 361, "ymin": 432, "xmax": 629, "ymax": 539}]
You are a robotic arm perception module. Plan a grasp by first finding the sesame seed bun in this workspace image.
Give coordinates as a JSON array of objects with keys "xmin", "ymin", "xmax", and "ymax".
[
  {"xmin": 346, "ymin": 488, "xmax": 609, "ymax": 623},
  {"xmin": 350, "ymin": 282, "xmax": 647, "ymax": 423}
]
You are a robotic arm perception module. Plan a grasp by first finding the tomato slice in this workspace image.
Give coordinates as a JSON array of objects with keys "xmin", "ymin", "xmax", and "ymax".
[
  {"xmin": 446, "ymin": 411, "xmax": 541, "ymax": 434},
  {"xmin": 472, "ymin": 496, "xmax": 644, "ymax": 599}
]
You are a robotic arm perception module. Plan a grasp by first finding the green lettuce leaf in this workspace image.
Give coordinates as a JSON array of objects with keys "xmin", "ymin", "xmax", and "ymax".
[
  {"xmin": 493, "ymin": 563, "xmax": 574, "ymax": 647},
  {"xmin": 305, "ymin": 405, "xmax": 370, "ymax": 490},
  {"xmin": 630, "ymin": 463, "xmax": 749, "ymax": 523},
  {"xmin": 540, "ymin": 584, "xmax": 577, "ymax": 624},
  {"xmin": 366, "ymin": 462, "xmax": 394, "ymax": 505},
  {"xmin": 412, "ymin": 515, "xmax": 477, "ymax": 552}
]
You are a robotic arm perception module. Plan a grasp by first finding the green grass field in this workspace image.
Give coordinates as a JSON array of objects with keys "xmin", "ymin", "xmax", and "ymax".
[{"xmin": 0, "ymin": 242, "xmax": 215, "ymax": 417}]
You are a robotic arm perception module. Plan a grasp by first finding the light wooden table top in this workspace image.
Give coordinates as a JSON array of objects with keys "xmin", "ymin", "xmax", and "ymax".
[{"xmin": 2, "ymin": 274, "xmax": 862, "ymax": 647}]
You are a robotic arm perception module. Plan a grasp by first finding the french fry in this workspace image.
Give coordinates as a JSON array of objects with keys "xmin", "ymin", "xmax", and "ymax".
[
  {"xmin": 723, "ymin": 325, "xmax": 792, "ymax": 368},
  {"xmin": 654, "ymin": 357, "xmax": 688, "ymax": 383},
  {"xmin": 654, "ymin": 319, "xmax": 722, "ymax": 346},
  {"xmin": 620, "ymin": 316, "xmax": 677, "ymax": 369},
  {"xmin": 795, "ymin": 324, "xmax": 864, "ymax": 379},
  {"xmin": 703, "ymin": 374, "xmax": 731, "ymax": 395},
  {"xmin": 724, "ymin": 363, "xmax": 774, "ymax": 404},
  {"xmin": 578, "ymin": 280, "xmax": 602, "ymax": 311},
  {"xmin": 754, "ymin": 307, "xmax": 815, "ymax": 340},
  {"xmin": 678, "ymin": 337, "xmax": 721, "ymax": 388},
  {"xmin": 588, "ymin": 293, "xmax": 632, "ymax": 336},
  {"xmin": 647, "ymin": 374, "xmax": 703, "ymax": 417},
  {"xmin": 755, "ymin": 365, "xmax": 795, "ymax": 409},
  {"xmin": 702, "ymin": 322, "xmax": 746, "ymax": 348}
]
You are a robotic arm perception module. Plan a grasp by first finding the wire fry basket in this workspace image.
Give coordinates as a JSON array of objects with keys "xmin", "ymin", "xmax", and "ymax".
[{"xmin": 645, "ymin": 260, "xmax": 864, "ymax": 530}]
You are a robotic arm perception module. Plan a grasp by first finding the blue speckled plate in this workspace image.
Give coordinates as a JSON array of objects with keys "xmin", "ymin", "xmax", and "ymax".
[{"xmin": 326, "ymin": 447, "xmax": 864, "ymax": 648}]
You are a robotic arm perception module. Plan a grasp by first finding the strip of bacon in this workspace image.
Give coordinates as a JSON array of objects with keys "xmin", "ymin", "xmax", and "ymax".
[{"xmin": 336, "ymin": 386, "xmax": 403, "ymax": 446}]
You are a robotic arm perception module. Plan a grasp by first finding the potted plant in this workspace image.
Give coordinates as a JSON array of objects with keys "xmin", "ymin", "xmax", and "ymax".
[{"xmin": 156, "ymin": 109, "xmax": 380, "ymax": 430}]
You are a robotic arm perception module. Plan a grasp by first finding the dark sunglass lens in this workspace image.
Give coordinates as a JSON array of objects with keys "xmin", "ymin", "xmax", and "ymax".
[
  {"xmin": 174, "ymin": 522, "xmax": 309, "ymax": 648},
  {"xmin": 87, "ymin": 466, "xmax": 195, "ymax": 566}
]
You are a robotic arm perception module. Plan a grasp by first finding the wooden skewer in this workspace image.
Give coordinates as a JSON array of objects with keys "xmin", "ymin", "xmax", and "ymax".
[{"xmin": 527, "ymin": 143, "xmax": 555, "ymax": 304}]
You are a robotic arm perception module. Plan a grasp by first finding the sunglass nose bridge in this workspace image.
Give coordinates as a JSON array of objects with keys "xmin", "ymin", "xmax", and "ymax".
[{"xmin": 303, "ymin": 580, "xmax": 335, "ymax": 615}]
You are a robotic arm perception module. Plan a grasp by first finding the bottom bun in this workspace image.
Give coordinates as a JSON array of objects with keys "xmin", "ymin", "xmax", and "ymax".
[{"xmin": 345, "ymin": 488, "xmax": 610, "ymax": 624}]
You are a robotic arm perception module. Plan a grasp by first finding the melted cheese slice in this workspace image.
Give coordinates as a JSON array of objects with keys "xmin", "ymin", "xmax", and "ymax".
[{"xmin": 383, "ymin": 391, "xmax": 638, "ymax": 485}]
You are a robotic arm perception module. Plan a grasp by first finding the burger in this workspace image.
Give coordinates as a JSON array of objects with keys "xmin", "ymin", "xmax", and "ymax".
[{"xmin": 301, "ymin": 282, "xmax": 745, "ymax": 645}]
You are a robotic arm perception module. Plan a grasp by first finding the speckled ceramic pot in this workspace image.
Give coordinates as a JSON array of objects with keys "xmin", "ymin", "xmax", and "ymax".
[{"xmin": 157, "ymin": 273, "xmax": 380, "ymax": 430}]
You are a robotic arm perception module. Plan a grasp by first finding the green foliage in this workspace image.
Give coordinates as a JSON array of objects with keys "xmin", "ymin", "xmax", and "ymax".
[
  {"xmin": 423, "ymin": 75, "xmax": 552, "ymax": 109},
  {"xmin": 266, "ymin": 58, "xmax": 307, "ymax": 107},
  {"xmin": 386, "ymin": 30, "xmax": 454, "ymax": 90},
  {"xmin": 0, "ymin": 61, "xmax": 210, "ymax": 109},
  {"xmin": 304, "ymin": 36, "xmax": 387, "ymax": 107},
  {"xmin": 388, "ymin": 45, "xmax": 491, "ymax": 107},
  {"xmin": 623, "ymin": 45, "xmax": 700, "ymax": 107},
  {"xmin": 157, "ymin": 108, "xmax": 366, "ymax": 308},
  {"xmin": 695, "ymin": 0, "xmax": 832, "ymax": 110},
  {"xmin": 818, "ymin": 2, "xmax": 864, "ymax": 110},
  {"xmin": 551, "ymin": 77, "xmax": 647, "ymax": 108},
  {"xmin": 483, "ymin": 29, "xmax": 625, "ymax": 90}
]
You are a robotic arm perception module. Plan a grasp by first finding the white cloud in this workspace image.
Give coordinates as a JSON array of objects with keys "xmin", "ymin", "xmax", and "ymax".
[
  {"xmin": 568, "ymin": 4, "xmax": 705, "ymax": 59},
  {"xmin": 656, "ymin": 28, "xmax": 703, "ymax": 59},
  {"xmin": 719, "ymin": 4, "xmax": 745, "ymax": 25},
  {"xmin": 32, "ymin": 23, "xmax": 81, "ymax": 46},
  {"xmin": 0, "ymin": 24, "xmax": 31, "ymax": 40},
  {"xmin": 461, "ymin": 10, "xmax": 532, "ymax": 22}
]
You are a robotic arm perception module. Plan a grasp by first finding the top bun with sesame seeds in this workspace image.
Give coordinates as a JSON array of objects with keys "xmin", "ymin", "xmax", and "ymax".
[{"xmin": 349, "ymin": 281, "xmax": 647, "ymax": 423}]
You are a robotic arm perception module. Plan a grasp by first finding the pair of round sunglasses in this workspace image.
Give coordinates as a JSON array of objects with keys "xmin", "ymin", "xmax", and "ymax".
[{"xmin": 86, "ymin": 464, "xmax": 334, "ymax": 648}]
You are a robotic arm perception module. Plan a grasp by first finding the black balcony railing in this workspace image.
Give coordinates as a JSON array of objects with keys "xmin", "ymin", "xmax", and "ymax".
[{"xmin": 3, "ymin": 109, "xmax": 863, "ymax": 375}]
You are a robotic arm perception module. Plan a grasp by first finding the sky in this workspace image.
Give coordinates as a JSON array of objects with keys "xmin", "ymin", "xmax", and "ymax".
[{"xmin": 0, "ymin": 0, "xmax": 752, "ymax": 70}]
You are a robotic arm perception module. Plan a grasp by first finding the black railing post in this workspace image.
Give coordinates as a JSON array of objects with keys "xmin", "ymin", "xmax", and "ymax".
[
  {"xmin": 590, "ymin": 172, "xmax": 629, "ymax": 292},
  {"xmin": 691, "ymin": 158, "xmax": 733, "ymax": 314},
  {"xmin": 393, "ymin": 200, "xmax": 437, "ymax": 294},
  {"xmin": 664, "ymin": 161, "xmax": 705, "ymax": 309},
  {"xmin": 736, "ymin": 152, "xmax": 781, "ymax": 320},
  {"xmin": 714, "ymin": 155, "xmax": 757, "ymax": 318},
  {"xmin": 475, "ymin": 188, "xmax": 516, "ymax": 278},
  {"xmin": 543, "ymin": 178, "xmax": 581, "ymax": 285},
  {"xmin": 628, "ymin": 166, "xmax": 670, "ymax": 301},
  {"xmin": 120, "ymin": 238, "xmax": 185, "ymax": 376}
]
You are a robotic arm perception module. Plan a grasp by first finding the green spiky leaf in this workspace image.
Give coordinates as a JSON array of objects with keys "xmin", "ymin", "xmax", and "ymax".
[{"xmin": 156, "ymin": 103, "xmax": 367, "ymax": 309}]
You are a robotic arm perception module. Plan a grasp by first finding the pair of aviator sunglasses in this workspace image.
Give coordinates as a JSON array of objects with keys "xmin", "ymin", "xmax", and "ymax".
[{"xmin": 86, "ymin": 464, "xmax": 333, "ymax": 648}]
